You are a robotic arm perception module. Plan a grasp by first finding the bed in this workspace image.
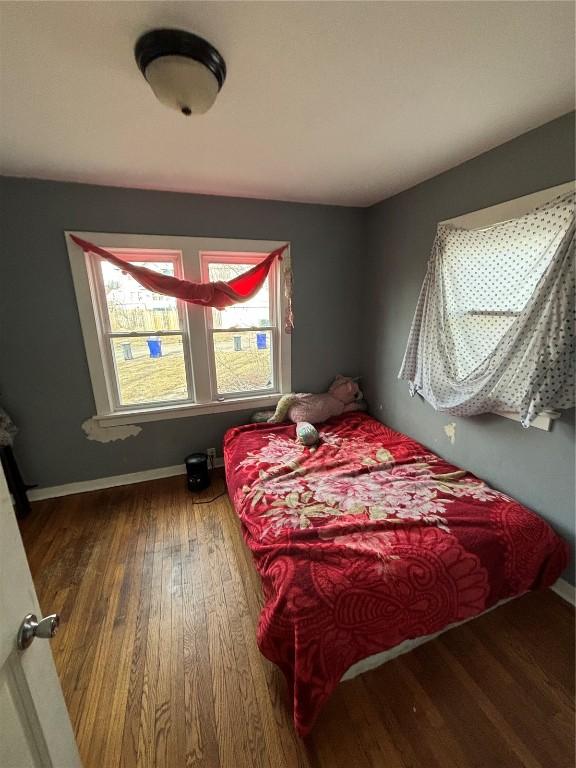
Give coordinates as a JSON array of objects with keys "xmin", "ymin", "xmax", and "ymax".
[{"xmin": 223, "ymin": 412, "xmax": 569, "ymax": 736}]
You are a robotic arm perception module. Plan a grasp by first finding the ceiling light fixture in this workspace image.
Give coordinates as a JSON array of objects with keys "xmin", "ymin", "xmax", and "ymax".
[{"xmin": 135, "ymin": 28, "xmax": 226, "ymax": 116}]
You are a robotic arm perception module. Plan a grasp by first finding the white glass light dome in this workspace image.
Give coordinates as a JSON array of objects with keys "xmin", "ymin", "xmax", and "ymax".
[{"xmin": 144, "ymin": 56, "xmax": 220, "ymax": 115}]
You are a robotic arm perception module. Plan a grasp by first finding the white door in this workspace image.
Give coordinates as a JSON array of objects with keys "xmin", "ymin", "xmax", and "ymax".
[{"xmin": 0, "ymin": 463, "xmax": 81, "ymax": 767}]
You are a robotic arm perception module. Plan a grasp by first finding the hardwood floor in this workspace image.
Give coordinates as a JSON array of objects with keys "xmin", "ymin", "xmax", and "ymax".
[{"xmin": 20, "ymin": 473, "xmax": 574, "ymax": 768}]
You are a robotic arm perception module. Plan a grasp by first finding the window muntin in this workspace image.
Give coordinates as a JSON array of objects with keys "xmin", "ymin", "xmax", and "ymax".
[
  {"xmin": 93, "ymin": 249, "xmax": 193, "ymax": 409},
  {"xmin": 202, "ymin": 253, "xmax": 278, "ymax": 398}
]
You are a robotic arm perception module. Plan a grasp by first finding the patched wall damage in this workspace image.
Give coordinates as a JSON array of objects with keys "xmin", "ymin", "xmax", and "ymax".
[{"xmin": 82, "ymin": 418, "xmax": 142, "ymax": 443}]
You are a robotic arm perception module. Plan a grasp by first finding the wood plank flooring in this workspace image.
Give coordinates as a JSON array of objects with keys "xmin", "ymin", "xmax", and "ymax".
[{"xmin": 20, "ymin": 473, "xmax": 575, "ymax": 768}]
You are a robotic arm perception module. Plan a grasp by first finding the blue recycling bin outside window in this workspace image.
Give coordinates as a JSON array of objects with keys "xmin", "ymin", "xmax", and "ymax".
[
  {"xmin": 147, "ymin": 339, "xmax": 162, "ymax": 358},
  {"xmin": 256, "ymin": 332, "xmax": 267, "ymax": 350}
]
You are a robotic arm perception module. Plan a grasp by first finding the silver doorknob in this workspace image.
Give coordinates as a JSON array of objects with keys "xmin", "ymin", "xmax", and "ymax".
[{"xmin": 17, "ymin": 613, "xmax": 60, "ymax": 650}]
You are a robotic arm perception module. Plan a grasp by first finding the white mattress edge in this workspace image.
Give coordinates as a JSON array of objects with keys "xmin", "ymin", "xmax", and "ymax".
[{"xmin": 340, "ymin": 593, "xmax": 521, "ymax": 682}]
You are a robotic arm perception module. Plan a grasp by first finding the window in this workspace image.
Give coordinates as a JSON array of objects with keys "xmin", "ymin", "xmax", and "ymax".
[
  {"xmin": 67, "ymin": 233, "xmax": 291, "ymax": 425},
  {"xmin": 441, "ymin": 224, "xmax": 561, "ymax": 380},
  {"xmin": 399, "ymin": 180, "xmax": 573, "ymax": 431},
  {"xmin": 440, "ymin": 193, "xmax": 572, "ymax": 384},
  {"xmin": 201, "ymin": 252, "xmax": 276, "ymax": 398},
  {"xmin": 97, "ymin": 250, "xmax": 191, "ymax": 408}
]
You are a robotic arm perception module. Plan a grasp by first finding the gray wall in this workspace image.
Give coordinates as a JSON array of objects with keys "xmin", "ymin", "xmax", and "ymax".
[
  {"xmin": 362, "ymin": 112, "xmax": 575, "ymax": 584},
  {"xmin": 0, "ymin": 178, "xmax": 366, "ymax": 486}
]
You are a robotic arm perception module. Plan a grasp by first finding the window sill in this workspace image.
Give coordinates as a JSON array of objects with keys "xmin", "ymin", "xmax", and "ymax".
[
  {"xmin": 495, "ymin": 410, "xmax": 560, "ymax": 432},
  {"xmin": 94, "ymin": 393, "xmax": 282, "ymax": 427}
]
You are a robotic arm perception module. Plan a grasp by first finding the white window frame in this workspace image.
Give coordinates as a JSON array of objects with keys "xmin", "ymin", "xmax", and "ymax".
[
  {"xmin": 66, "ymin": 232, "xmax": 291, "ymax": 426},
  {"xmin": 91, "ymin": 247, "xmax": 194, "ymax": 412},
  {"xmin": 200, "ymin": 251, "xmax": 281, "ymax": 401},
  {"xmin": 439, "ymin": 179, "xmax": 574, "ymax": 432}
]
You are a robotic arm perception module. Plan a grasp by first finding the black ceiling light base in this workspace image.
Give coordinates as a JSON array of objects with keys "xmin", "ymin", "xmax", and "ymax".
[{"xmin": 135, "ymin": 28, "xmax": 227, "ymax": 92}]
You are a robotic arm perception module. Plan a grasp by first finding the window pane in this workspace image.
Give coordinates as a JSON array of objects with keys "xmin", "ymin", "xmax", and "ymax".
[
  {"xmin": 441, "ymin": 222, "xmax": 567, "ymax": 379},
  {"xmin": 213, "ymin": 331, "xmax": 273, "ymax": 394},
  {"xmin": 111, "ymin": 336, "xmax": 188, "ymax": 406},
  {"xmin": 208, "ymin": 262, "xmax": 271, "ymax": 329},
  {"xmin": 101, "ymin": 260, "xmax": 180, "ymax": 332}
]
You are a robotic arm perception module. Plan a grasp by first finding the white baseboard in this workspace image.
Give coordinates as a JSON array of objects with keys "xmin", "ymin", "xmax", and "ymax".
[
  {"xmin": 551, "ymin": 578, "xmax": 576, "ymax": 607},
  {"xmin": 28, "ymin": 459, "xmax": 224, "ymax": 501}
]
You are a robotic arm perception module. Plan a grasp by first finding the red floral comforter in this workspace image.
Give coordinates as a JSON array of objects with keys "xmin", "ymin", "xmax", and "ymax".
[{"xmin": 223, "ymin": 412, "xmax": 569, "ymax": 736}]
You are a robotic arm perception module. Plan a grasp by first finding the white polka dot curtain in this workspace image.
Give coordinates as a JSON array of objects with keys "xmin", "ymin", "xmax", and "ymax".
[{"xmin": 399, "ymin": 191, "xmax": 575, "ymax": 427}]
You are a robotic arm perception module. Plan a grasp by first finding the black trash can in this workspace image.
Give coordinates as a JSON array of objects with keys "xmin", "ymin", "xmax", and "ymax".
[{"xmin": 185, "ymin": 453, "xmax": 210, "ymax": 492}]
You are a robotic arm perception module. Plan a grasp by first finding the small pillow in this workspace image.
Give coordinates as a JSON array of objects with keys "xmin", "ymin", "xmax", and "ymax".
[{"xmin": 296, "ymin": 421, "xmax": 320, "ymax": 446}]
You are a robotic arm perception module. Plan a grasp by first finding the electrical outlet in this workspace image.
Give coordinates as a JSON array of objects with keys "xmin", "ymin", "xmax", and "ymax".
[{"xmin": 206, "ymin": 447, "xmax": 216, "ymax": 462}]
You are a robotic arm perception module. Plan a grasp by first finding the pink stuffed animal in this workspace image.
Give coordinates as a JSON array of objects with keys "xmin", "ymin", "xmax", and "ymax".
[{"xmin": 268, "ymin": 375, "xmax": 364, "ymax": 425}]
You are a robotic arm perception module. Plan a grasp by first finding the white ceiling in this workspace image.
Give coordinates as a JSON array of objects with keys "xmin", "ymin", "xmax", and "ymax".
[{"xmin": 0, "ymin": 1, "xmax": 574, "ymax": 207}]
